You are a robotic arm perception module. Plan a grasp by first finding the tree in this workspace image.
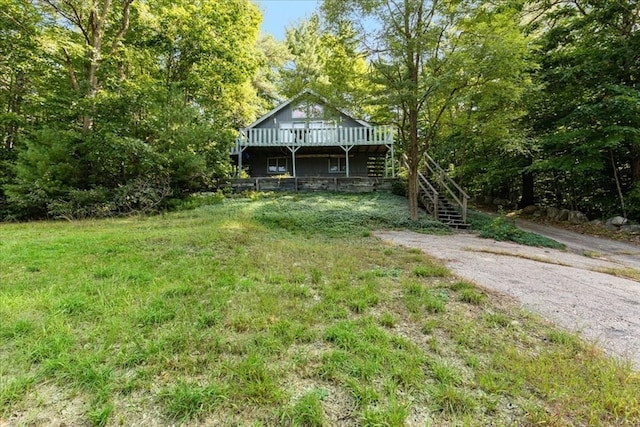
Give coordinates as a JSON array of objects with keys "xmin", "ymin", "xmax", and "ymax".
[
  {"xmin": 433, "ymin": 5, "xmax": 534, "ymax": 207},
  {"xmin": 279, "ymin": 14, "xmax": 372, "ymax": 117},
  {"xmin": 324, "ymin": 0, "xmax": 515, "ymax": 219},
  {"xmin": 2, "ymin": 0, "xmax": 263, "ymax": 220},
  {"xmin": 527, "ymin": 0, "xmax": 640, "ymax": 218},
  {"xmin": 253, "ymin": 35, "xmax": 291, "ymax": 109},
  {"xmin": 37, "ymin": 0, "xmax": 135, "ymax": 132}
]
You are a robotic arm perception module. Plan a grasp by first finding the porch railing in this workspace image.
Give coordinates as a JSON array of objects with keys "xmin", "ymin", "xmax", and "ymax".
[{"xmin": 237, "ymin": 125, "xmax": 394, "ymax": 148}]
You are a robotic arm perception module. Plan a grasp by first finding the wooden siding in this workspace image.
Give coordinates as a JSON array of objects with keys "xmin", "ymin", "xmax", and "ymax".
[{"xmin": 245, "ymin": 151, "xmax": 378, "ymax": 177}]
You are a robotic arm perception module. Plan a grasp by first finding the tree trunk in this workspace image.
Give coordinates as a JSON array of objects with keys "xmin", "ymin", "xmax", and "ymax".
[
  {"xmin": 4, "ymin": 70, "xmax": 24, "ymax": 149},
  {"xmin": 518, "ymin": 161, "xmax": 535, "ymax": 208},
  {"xmin": 407, "ymin": 106, "xmax": 420, "ymax": 220},
  {"xmin": 631, "ymin": 143, "xmax": 640, "ymax": 185},
  {"xmin": 407, "ymin": 162, "xmax": 419, "ymax": 221}
]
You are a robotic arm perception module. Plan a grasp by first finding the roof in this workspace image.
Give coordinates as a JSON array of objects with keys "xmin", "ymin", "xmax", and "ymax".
[{"xmin": 245, "ymin": 89, "xmax": 371, "ymax": 129}]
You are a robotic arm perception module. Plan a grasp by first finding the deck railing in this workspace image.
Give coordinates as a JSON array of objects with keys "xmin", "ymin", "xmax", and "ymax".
[{"xmin": 237, "ymin": 125, "xmax": 394, "ymax": 148}]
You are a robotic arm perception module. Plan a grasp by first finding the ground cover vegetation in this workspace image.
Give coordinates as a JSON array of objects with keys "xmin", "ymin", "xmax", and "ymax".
[
  {"xmin": 1, "ymin": 0, "xmax": 639, "ymax": 223},
  {"xmin": 1, "ymin": 193, "xmax": 639, "ymax": 426}
]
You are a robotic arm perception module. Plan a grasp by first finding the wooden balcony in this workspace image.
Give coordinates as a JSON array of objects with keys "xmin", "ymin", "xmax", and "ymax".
[{"xmin": 236, "ymin": 125, "xmax": 394, "ymax": 149}]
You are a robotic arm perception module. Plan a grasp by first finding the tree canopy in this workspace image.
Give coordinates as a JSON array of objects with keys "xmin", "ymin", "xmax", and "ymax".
[{"xmin": 1, "ymin": 0, "xmax": 638, "ymax": 221}]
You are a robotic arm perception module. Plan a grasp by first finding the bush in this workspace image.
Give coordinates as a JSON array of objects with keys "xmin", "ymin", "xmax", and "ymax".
[
  {"xmin": 45, "ymin": 177, "xmax": 174, "ymax": 220},
  {"xmin": 4, "ymin": 129, "xmax": 86, "ymax": 219},
  {"xmin": 3, "ymin": 131, "xmax": 184, "ymax": 220},
  {"xmin": 47, "ymin": 188, "xmax": 112, "ymax": 220}
]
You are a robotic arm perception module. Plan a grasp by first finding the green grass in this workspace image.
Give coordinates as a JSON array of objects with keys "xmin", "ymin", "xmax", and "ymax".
[
  {"xmin": 468, "ymin": 210, "xmax": 565, "ymax": 249},
  {"xmin": 1, "ymin": 192, "xmax": 638, "ymax": 425}
]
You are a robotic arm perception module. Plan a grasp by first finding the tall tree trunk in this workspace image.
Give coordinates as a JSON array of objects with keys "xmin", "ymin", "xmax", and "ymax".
[
  {"xmin": 518, "ymin": 158, "xmax": 535, "ymax": 208},
  {"xmin": 631, "ymin": 143, "xmax": 640, "ymax": 185},
  {"xmin": 611, "ymin": 149, "xmax": 627, "ymax": 218},
  {"xmin": 407, "ymin": 106, "xmax": 420, "ymax": 220}
]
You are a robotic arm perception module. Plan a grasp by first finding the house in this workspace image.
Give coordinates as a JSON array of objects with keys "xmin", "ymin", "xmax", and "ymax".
[{"xmin": 232, "ymin": 91, "xmax": 395, "ymax": 179}]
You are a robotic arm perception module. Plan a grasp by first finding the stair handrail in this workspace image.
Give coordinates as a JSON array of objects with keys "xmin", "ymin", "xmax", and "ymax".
[
  {"xmin": 402, "ymin": 154, "xmax": 440, "ymax": 219},
  {"xmin": 423, "ymin": 153, "xmax": 469, "ymax": 223},
  {"xmin": 417, "ymin": 171, "xmax": 439, "ymax": 220}
]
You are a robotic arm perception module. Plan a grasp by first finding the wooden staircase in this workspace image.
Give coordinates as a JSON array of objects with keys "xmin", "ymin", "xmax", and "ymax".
[{"xmin": 407, "ymin": 154, "xmax": 470, "ymax": 230}]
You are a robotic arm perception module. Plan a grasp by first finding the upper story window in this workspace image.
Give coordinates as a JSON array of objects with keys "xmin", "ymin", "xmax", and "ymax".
[{"xmin": 292, "ymin": 102, "xmax": 324, "ymax": 119}]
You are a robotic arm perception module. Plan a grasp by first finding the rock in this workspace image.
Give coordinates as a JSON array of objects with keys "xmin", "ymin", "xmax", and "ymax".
[
  {"xmin": 621, "ymin": 224, "xmax": 640, "ymax": 234},
  {"xmin": 604, "ymin": 223, "xmax": 618, "ymax": 231},
  {"xmin": 607, "ymin": 216, "xmax": 628, "ymax": 226},
  {"xmin": 546, "ymin": 207, "xmax": 560, "ymax": 220},
  {"xmin": 589, "ymin": 219, "xmax": 603, "ymax": 226},
  {"xmin": 521, "ymin": 205, "xmax": 538, "ymax": 215},
  {"xmin": 557, "ymin": 209, "xmax": 570, "ymax": 221},
  {"xmin": 568, "ymin": 210, "xmax": 588, "ymax": 224}
]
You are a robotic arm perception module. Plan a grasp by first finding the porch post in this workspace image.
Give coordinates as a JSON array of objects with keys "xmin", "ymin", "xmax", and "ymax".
[
  {"xmin": 390, "ymin": 143, "xmax": 396, "ymax": 178},
  {"xmin": 287, "ymin": 146, "xmax": 300, "ymax": 177},
  {"xmin": 340, "ymin": 145, "xmax": 354, "ymax": 177},
  {"xmin": 238, "ymin": 146, "xmax": 247, "ymax": 178},
  {"xmin": 390, "ymin": 127, "xmax": 396, "ymax": 177},
  {"xmin": 237, "ymin": 130, "xmax": 246, "ymax": 178}
]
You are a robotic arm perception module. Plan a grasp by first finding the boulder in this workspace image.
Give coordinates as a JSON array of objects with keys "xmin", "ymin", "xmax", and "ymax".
[
  {"xmin": 546, "ymin": 207, "xmax": 560, "ymax": 220},
  {"xmin": 557, "ymin": 209, "xmax": 570, "ymax": 221},
  {"xmin": 607, "ymin": 216, "xmax": 628, "ymax": 227},
  {"xmin": 621, "ymin": 224, "xmax": 640, "ymax": 234},
  {"xmin": 589, "ymin": 219, "xmax": 603, "ymax": 226},
  {"xmin": 521, "ymin": 205, "xmax": 538, "ymax": 215},
  {"xmin": 568, "ymin": 210, "xmax": 588, "ymax": 224}
]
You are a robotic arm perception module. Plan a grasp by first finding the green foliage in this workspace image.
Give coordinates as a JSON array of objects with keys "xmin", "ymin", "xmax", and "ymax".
[
  {"xmin": 5, "ymin": 129, "xmax": 86, "ymax": 218},
  {"xmin": 528, "ymin": 0, "xmax": 640, "ymax": 219},
  {"xmin": 253, "ymin": 192, "xmax": 449, "ymax": 237},
  {"xmin": 479, "ymin": 216, "xmax": 565, "ymax": 249},
  {"xmin": 0, "ymin": 0, "xmax": 261, "ymax": 220}
]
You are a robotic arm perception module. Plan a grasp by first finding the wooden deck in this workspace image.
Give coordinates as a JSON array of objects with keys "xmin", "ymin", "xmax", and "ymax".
[
  {"xmin": 224, "ymin": 177, "xmax": 399, "ymax": 193},
  {"xmin": 236, "ymin": 126, "xmax": 394, "ymax": 148}
]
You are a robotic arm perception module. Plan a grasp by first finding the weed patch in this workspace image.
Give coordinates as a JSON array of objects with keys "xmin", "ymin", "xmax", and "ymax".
[{"xmin": 474, "ymin": 214, "xmax": 564, "ymax": 249}]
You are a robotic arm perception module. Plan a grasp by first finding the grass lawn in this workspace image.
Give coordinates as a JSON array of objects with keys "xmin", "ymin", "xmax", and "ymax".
[{"xmin": 1, "ymin": 192, "xmax": 639, "ymax": 426}]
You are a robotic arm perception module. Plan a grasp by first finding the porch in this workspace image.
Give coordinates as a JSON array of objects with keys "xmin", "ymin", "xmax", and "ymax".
[{"xmin": 233, "ymin": 126, "xmax": 395, "ymax": 178}]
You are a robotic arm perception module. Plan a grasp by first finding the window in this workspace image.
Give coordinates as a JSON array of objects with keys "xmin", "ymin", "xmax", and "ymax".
[
  {"xmin": 328, "ymin": 157, "xmax": 346, "ymax": 173},
  {"xmin": 279, "ymin": 122, "xmax": 306, "ymax": 130},
  {"xmin": 292, "ymin": 102, "xmax": 324, "ymax": 119},
  {"xmin": 267, "ymin": 157, "xmax": 288, "ymax": 174}
]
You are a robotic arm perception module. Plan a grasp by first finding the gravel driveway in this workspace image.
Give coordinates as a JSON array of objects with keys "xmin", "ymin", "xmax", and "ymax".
[{"xmin": 375, "ymin": 224, "xmax": 640, "ymax": 367}]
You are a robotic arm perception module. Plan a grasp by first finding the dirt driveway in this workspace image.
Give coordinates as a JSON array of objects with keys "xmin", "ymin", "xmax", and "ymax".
[{"xmin": 375, "ymin": 224, "xmax": 640, "ymax": 368}]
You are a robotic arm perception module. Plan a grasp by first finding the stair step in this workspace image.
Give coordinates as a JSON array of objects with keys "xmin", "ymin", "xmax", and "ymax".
[{"xmin": 416, "ymin": 177, "xmax": 469, "ymax": 230}]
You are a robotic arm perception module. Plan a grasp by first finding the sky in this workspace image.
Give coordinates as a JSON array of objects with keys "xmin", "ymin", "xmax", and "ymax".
[{"xmin": 256, "ymin": 0, "xmax": 321, "ymax": 40}]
